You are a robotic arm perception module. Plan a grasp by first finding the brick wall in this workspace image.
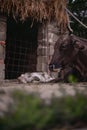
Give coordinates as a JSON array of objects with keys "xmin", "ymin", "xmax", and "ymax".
[{"xmin": 0, "ymin": 16, "xmax": 6, "ymax": 79}]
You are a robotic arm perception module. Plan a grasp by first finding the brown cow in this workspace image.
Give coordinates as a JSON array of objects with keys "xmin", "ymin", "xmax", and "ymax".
[{"xmin": 49, "ymin": 34, "xmax": 87, "ymax": 82}]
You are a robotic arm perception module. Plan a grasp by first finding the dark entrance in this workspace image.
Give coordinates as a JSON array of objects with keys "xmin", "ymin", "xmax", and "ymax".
[{"xmin": 5, "ymin": 17, "xmax": 38, "ymax": 79}]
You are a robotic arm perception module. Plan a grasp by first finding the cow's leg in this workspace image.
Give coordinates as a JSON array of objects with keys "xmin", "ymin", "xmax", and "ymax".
[
  {"xmin": 63, "ymin": 67, "xmax": 84, "ymax": 82},
  {"xmin": 49, "ymin": 67, "xmax": 82, "ymax": 83}
]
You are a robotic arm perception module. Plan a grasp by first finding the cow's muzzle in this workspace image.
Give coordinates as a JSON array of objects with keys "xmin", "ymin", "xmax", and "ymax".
[{"xmin": 49, "ymin": 64, "xmax": 61, "ymax": 72}]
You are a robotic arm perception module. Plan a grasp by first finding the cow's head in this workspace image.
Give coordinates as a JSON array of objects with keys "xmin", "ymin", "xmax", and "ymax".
[{"xmin": 49, "ymin": 35, "xmax": 84, "ymax": 72}]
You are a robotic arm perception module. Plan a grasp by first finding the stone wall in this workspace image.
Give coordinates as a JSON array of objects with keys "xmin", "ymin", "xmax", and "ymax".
[
  {"xmin": 0, "ymin": 81, "xmax": 87, "ymax": 130},
  {"xmin": 0, "ymin": 81, "xmax": 87, "ymax": 112},
  {"xmin": 37, "ymin": 21, "xmax": 60, "ymax": 75}
]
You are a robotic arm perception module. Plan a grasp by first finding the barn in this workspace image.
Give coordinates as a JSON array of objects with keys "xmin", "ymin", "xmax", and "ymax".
[{"xmin": 0, "ymin": 0, "xmax": 69, "ymax": 80}]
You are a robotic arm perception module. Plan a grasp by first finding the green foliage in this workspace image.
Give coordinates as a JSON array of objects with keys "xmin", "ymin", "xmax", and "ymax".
[
  {"xmin": 5, "ymin": 91, "xmax": 53, "ymax": 130},
  {"xmin": 68, "ymin": 0, "xmax": 87, "ymax": 38},
  {"xmin": 0, "ymin": 90, "xmax": 87, "ymax": 130},
  {"xmin": 50, "ymin": 94, "xmax": 87, "ymax": 125}
]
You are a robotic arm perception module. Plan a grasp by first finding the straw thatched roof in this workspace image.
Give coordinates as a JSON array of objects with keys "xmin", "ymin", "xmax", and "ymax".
[{"xmin": 0, "ymin": 0, "xmax": 69, "ymax": 31}]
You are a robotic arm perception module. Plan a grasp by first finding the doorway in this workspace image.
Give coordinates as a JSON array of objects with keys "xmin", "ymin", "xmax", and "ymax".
[{"xmin": 5, "ymin": 17, "xmax": 38, "ymax": 79}]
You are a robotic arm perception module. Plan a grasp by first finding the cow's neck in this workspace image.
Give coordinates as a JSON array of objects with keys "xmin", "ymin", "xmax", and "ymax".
[{"xmin": 74, "ymin": 51, "xmax": 87, "ymax": 77}]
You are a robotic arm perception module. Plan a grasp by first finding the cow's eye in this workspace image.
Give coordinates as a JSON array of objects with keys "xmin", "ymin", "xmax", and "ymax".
[
  {"xmin": 61, "ymin": 44, "xmax": 67, "ymax": 50},
  {"xmin": 63, "ymin": 43, "xmax": 68, "ymax": 47},
  {"xmin": 62, "ymin": 45, "xmax": 66, "ymax": 48}
]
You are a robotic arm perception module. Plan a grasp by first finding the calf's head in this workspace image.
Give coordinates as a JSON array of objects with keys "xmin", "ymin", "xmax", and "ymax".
[{"xmin": 49, "ymin": 36, "xmax": 84, "ymax": 72}]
